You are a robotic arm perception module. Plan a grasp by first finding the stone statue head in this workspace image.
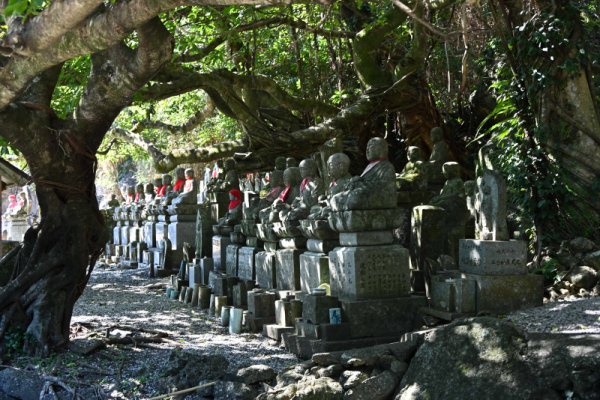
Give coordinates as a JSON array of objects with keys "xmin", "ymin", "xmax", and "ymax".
[
  {"xmin": 286, "ymin": 157, "xmax": 298, "ymax": 168},
  {"xmin": 407, "ymin": 146, "xmax": 424, "ymax": 162},
  {"xmin": 270, "ymin": 170, "xmax": 284, "ymax": 187},
  {"xmin": 224, "ymin": 158, "xmax": 236, "ymax": 171},
  {"xmin": 299, "ymin": 158, "xmax": 318, "ymax": 179},
  {"xmin": 274, "ymin": 156, "xmax": 286, "ymax": 171},
  {"xmin": 430, "ymin": 127, "xmax": 443, "ymax": 143},
  {"xmin": 366, "ymin": 137, "xmax": 388, "ymax": 161},
  {"xmin": 135, "ymin": 183, "xmax": 144, "ymax": 193},
  {"xmin": 442, "ymin": 162, "xmax": 461, "ymax": 179},
  {"xmin": 327, "ymin": 153, "xmax": 350, "ymax": 180},
  {"xmin": 145, "ymin": 183, "xmax": 154, "ymax": 194},
  {"xmin": 283, "ymin": 167, "xmax": 302, "ymax": 187},
  {"xmin": 162, "ymin": 174, "xmax": 172, "ymax": 185},
  {"xmin": 153, "ymin": 177, "xmax": 162, "ymax": 188},
  {"xmin": 175, "ymin": 167, "xmax": 185, "ymax": 180},
  {"xmin": 185, "ymin": 168, "xmax": 194, "ymax": 179}
]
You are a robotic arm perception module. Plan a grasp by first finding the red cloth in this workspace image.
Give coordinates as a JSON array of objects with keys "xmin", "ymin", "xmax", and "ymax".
[
  {"xmin": 278, "ymin": 185, "xmax": 291, "ymax": 202},
  {"xmin": 300, "ymin": 178, "xmax": 310, "ymax": 193},
  {"xmin": 360, "ymin": 158, "xmax": 385, "ymax": 177},
  {"xmin": 126, "ymin": 194, "xmax": 134, "ymax": 204},
  {"xmin": 183, "ymin": 178, "xmax": 194, "ymax": 193},
  {"xmin": 228, "ymin": 189, "xmax": 242, "ymax": 210},
  {"xmin": 173, "ymin": 178, "xmax": 185, "ymax": 192},
  {"xmin": 157, "ymin": 185, "xmax": 167, "ymax": 196},
  {"xmin": 134, "ymin": 193, "xmax": 141, "ymax": 202}
]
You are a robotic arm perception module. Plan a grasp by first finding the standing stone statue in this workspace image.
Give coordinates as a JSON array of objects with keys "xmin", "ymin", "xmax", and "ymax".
[
  {"xmin": 475, "ymin": 170, "xmax": 509, "ymax": 241},
  {"xmin": 330, "ymin": 137, "xmax": 397, "ymax": 210},
  {"xmin": 427, "ymin": 127, "xmax": 450, "ymax": 185}
]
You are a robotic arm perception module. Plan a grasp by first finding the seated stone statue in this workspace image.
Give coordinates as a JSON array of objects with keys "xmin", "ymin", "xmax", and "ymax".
[
  {"xmin": 397, "ymin": 146, "xmax": 427, "ymax": 191},
  {"xmin": 125, "ymin": 185, "xmax": 135, "ymax": 204},
  {"xmin": 259, "ymin": 167, "xmax": 302, "ymax": 224},
  {"xmin": 431, "ymin": 162, "xmax": 465, "ymax": 209},
  {"xmin": 286, "ymin": 157, "xmax": 298, "ymax": 168},
  {"xmin": 134, "ymin": 183, "xmax": 144, "ymax": 203},
  {"xmin": 107, "ymin": 194, "xmax": 120, "ymax": 208},
  {"xmin": 427, "ymin": 127, "xmax": 450, "ymax": 185},
  {"xmin": 279, "ymin": 158, "xmax": 324, "ymax": 222},
  {"xmin": 221, "ymin": 158, "xmax": 240, "ymax": 191},
  {"xmin": 309, "ymin": 152, "xmax": 351, "ymax": 220},
  {"xmin": 258, "ymin": 170, "xmax": 285, "ymax": 209},
  {"xmin": 217, "ymin": 189, "xmax": 243, "ymax": 227},
  {"xmin": 170, "ymin": 168, "xmax": 197, "ymax": 207},
  {"xmin": 172, "ymin": 167, "xmax": 186, "ymax": 194},
  {"xmin": 274, "ymin": 156, "xmax": 286, "ymax": 171},
  {"xmin": 144, "ymin": 183, "xmax": 155, "ymax": 204},
  {"xmin": 153, "ymin": 177, "xmax": 162, "ymax": 195},
  {"xmin": 330, "ymin": 137, "xmax": 397, "ymax": 211},
  {"xmin": 157, "ymin": 174, "xmax": 172, "ymax": 197}
]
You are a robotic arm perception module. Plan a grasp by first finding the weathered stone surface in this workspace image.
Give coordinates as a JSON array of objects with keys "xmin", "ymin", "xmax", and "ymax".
[
  {"xmin": 143, "ymin": 221, "xmax": 156, "ymax": 247},
  {"xmin": 213, "ymin": 380, "xmax": 258, "ymax": 400},
  {"xmin": 569, "ymin": 237, "xmax": 597, "ymax": 253},
  {"xmin": 475, "ymin": 170, "xmax": 509, "ymax": 241},
  {"xmin": 390, "ymin": 360, "xmax": 409, "ymax": 377},
  {"xmin": 168, "ymin": 220, "xmax": 196, "ymax": 251},
  {"xmin": 345, "ymin": 370, "xmax": 397, "ymax": 400},
  {"xmin": 459, "ymin": 239, "xmax": 527, "ymax": 275},
  {"xmin": 342, "ymin": 370, "xmax": 369, "ymax": 390},
  {"xmin": 238, "ymin": 246, "xmax": 258, "ymax": 281},
  {"xmin": 306, "ymin": 239, "xmax": 339, "ymax": 254},
  {"xmin": 410, "ymin": 206, "xmax": 446, "ymax": 291},
  {"xmin": 226, "ymin": 244, "xmax": 241, "ymax": 276},
  {"xmin": 302, "ymin": 294, "xmax": 339, "ymax": 324},
  {"xmin": 316, "ymin": 364, "xmax": 344, "ymax": 379},
  {"xmin": 430, "ymin": 273, "xmax": 476, "ymax": 313},
  {"xmin": 329, "ymin": 245, "xmax": 410, "ymax": 300},
  {"xmin": 328, "ymin": 209, "xmax": 404, "ymax": 232},
  {"xmin": 280, "ymin": 236, "xmax": 308, "ymax": 250},
  {"xmin": 397, "ymin": 318, "xmax": 535, "ymax": 400},
  {"xmin": 461, "ymin": 272, "xmax": 543, "ymax": 313},
  {"xmin": 0, "ymin": 368, "xmax": 45, "ymax": 400},
  {"xmin": 341, "ymin": 296, "xmax": 426, "ymax": 338},
  {"xmin": 312, "ymin": 352, "xmax": 341, "ymax": 366},
  {"xmin": 213, "ymin": 235, "xmax": 232, "ymax": 272},
  {"xmin": 236, "ymin": 364, "xmax": 276, "ymax": 384},
  {"xmin": 264, "ymin": 241, "xmax": 281, "ymax": 252},
  {"xmin": 583, "ymin": 250, "xmax": 600, "ymax": 270},
  {"xmin": 339, "ymin": 231, "xmax": 394, "ymax": 246},
  {"xmin": 247, "ymin": 290, "xmax": 276, "ymax": 318},
  {"xmin": 276, "ymin": 249, "xmax": 301, "ymax": 290},
  {"xmin": 256, "ymin": 251, "xmax": 276, "ymax": 289},
  {"xmin": 300, "ymin": 252, "xmax": 330, "ymax": 293},
  {"xmin": 164, "ymin": 350, "xmax": 228, "ymax": 390},
  {"xmin": 568, "ymin": 266, "xmax": 598, "ymax": 290},
  {"xmin": 293, "ymin": 376, "xmax": 343, "ymax": 400}
]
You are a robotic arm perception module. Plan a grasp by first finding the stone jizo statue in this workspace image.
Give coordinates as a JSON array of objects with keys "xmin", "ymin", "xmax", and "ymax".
[
  {"xmin": 427, "ymin": 127, "xmax": 450, "ymax": 185},
  {"xmin": 279, "ymin": 158, "xmax": 324, "ymax": 223},
  {"xmin": 144, "ymin": 183, "xmax": 155, "ymax": 203},
  {"xmin": 217, "ymin": 189, "xmax": 243, "ymax": 227},
  {"xmin": 134, "ymin": 183, "xmax": 144, "ymax": 203},
  {"xmin": 170, "ymin": 168, "xmax": 197, "ymax": 207},
  {"xmin": 259, "ymin": 167, "xmax": 302, "ymax": 224},
  {"xmin": 286, "ymin": 157, "xmax": 298, "ymax": 168},
  {"xmin": 330, "ymin": 137, "xmax": 397, "ymax": 210},
  {"xmin": 475, "ymin": 170, "xmax": 509, "ymax": 241},
  {"xmin": 172, "ymin": 167, "xmax": 186, "ymax": 194},
  {"xmin": 397, "ymin": 146, "xmax": 427, "ymax": 190},
  {"xmin": 274, "ymin": 156, "xmax": 286, "ymax": 171},
  {"xmin": 221, "ymin": 158, "xmax": 240, "ymax": 192},
  {"xmin": 107, "ymin": 194, "xmax": 120, "ymax": 208},
  {"xmin": 309, "ymin": 152, "xmax": 351, "ymax": 220}
]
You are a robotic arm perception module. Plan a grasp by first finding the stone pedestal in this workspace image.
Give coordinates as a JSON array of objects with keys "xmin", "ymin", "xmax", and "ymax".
[
  {"xmin": 275, "ymin": 249, "xmax": 301, "ymax": 290},
  {"xmin": 459, "ymin": 239, "xmax": 528, "ymax": 275},
  {"xmin": 246, "ymin": 290, "xmax": 277, "ymax": 332},
  {"xmin": 209, "ymin": 191, "xmax": 230, "ymax": 224},
  {"xmin": 410, "ymin": 206, "xmax": 446, "ymax": 293},
  {"xmin": 113, "ymin": 223, "xmax": 122, "ymax": 245},
  {"xmin": 238, "ymin": 247, "xmax": 258, "ymax": 281},
  {"xmin": 300, "ymin": 251, "xmax": 330, "ymax": 293},
  {"xmin": 168, "ymin": 215, "xmax": 197, "ymax": 251},
  {"xmin": 329, "ymin": 245, "xmax": 411, "ymax": 300},
  {"xmin": 143, "ymin": 221, "xmax": 156, "ymax": 248},
  {"xmin": 155, "ymin": 216, "xmax": 169, "ymax": 244},
  {"xmin": 225, "ymin": 244, "xmax": 241, "ymax": 276},
  {"xmin": 212, "ymin": 235, "xmax": 231, "ymax": 272},
  {"xmin": 256, "ymin": 251, "xmax": 276, "ymax": 289},
  {"xmin": 129, "ymin": 225, "xmax": 142, "ymax": 243},
  {"xmin": 120, "ymin": 223, "xmax": 131, "ymax": 246}
]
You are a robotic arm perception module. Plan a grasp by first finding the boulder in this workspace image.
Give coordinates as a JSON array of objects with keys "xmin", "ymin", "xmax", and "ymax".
[
  {"xmin": 341, "ymin": 370, "xmax": 369, "ymax": 390},
  {"xmin": 569, "ymin": 237, "xmax": 597, "ymax": 254},
  {"xmin": 0, "ymin": 368, "xmax": 45, "ymax": 400},
  {"xmin": 583, "ymin": 250, "xmax": 600, "ymax": 271},
  {"xmin": 293, "ymin": 376, "xmax": 343, "ymax": 400},
  {"xmin": 312, "ymin": 352, "xmax": 341, "ymax": 366},
  {"xmin": 316, "ymin": 364, "xmax": 344, "ymax": 379},
  {"xmin": 163, "ymin": 350, "xmax": 228, "ymax": 390},
  {"xmin": 397, "ymin": 317, "xmax": 539, "ymax": 400},
  {"xmin": 344, "ymin": 370, "xmax": 398, "ymax": 400},
  {"xmin": 568, "ymin": 266, "xmax": 598, "ymax": 290},
  {"xmin": 236, "ymin": 364, "xmax": 276, "ymax": 385},
  {"xmin": 213, "ymin": 381, "xmax": 259, "ymax": 400}
]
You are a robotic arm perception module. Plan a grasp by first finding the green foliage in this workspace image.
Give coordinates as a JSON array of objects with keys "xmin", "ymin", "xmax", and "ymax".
[
  {"xmin": 2, "ymin": 328, "xmax": 24, "ymax": 359},
  {"xmin": 2, "ymin": 0, "xmax": 47, "ymax": 20},
  {"xmin": 533, "ymin": 258, "xmax": 559, "ymax": 282},
  {"xmin": 52, "ymin": 56, "xmax": 91, "ymax": 119}
]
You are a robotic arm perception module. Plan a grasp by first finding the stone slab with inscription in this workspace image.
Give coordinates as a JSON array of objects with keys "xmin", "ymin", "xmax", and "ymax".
[
  {"xmin": 225, "ymin": 244, "xmax": 241, "ymax": 276},
  {"xmin": 212, "ymin": 235, "xmax": 231, "ymax": 272},
  {"xmin": 339, "ymin": 231, "xmax": 394, "ymax": 246},
  {"xmin": 143, "ymin": 221, "xmax": 156, "ymax": 248},
  {"xmin": 168, "ymin": 220, "xmax": 196, "ymax": 251},
  {"xmin": 300, "ymin": 251, "xmax": 330, "ymax": 293},
  {"xmin": 237, "ymin": 246, "xmax": 258, "ymax": 281},
  {"xmin": 461, "ymin": 272, "xmax": 543, "ymax": 312},
  {"xmin": 275, "ymin": 249, "xmax": 301, "ymax": 290},
  {"xmin": 459, "ymin": 239, "xmax": 527, "ymax": 275},
  {"xmin": 329, "ymin": 245, "xmax": 411, "ymax": 300}
]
